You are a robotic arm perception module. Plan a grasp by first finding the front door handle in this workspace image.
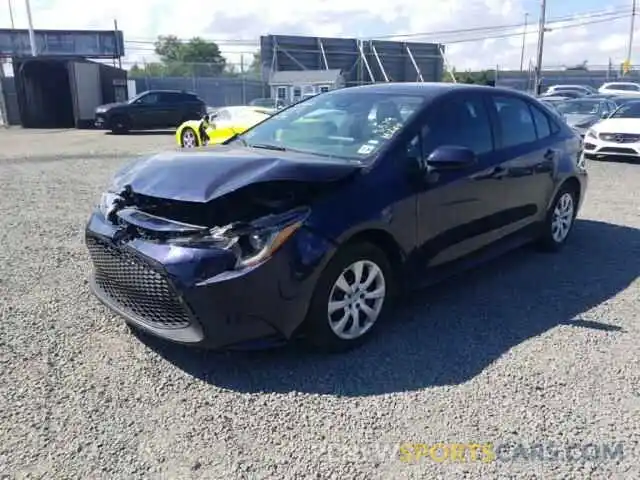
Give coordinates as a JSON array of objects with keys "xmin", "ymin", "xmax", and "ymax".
[
  {"xmin": 474, "ymin": 165, "xmax": 507, "ymax": 180},
  {"xmin": 543, "ymin": 149, "xmax": 556, "ymax": 160}
]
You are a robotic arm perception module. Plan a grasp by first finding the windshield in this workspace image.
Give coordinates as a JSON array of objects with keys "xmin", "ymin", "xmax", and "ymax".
[
  {"xmin": 235, "ymin": 90, "xmax": 426, "ymax": 161},
  {"xmin": 250, "ymin": 98, "xmax": 275, "ymax": 108},
  {"xmin": 556, "ymin": 100, "xmax": 601, "ymax": 115},
  {"xmin": 610, "ymin": 102, "xmax": 640, "ymax": 118}
]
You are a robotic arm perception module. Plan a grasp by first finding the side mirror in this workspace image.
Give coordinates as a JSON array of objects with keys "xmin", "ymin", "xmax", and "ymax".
[{"xmin": 427, "ymin": 145, "xmax": 477, "ymax": 171}]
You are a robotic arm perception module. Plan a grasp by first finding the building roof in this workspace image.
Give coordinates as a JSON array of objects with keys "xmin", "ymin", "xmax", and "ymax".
[{"xmin": 269, "ymin": 69, "xmax": 342, "ymax": 85}]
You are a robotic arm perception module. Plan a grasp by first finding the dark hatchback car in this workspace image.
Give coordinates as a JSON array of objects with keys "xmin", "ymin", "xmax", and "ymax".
[
  {"xmin": 95, "ymin": 90, "xmax": 207, "ymax": 134},
  {"xmin": 86, "ymin": 84, "xmax": 587, "ymax": 352}
]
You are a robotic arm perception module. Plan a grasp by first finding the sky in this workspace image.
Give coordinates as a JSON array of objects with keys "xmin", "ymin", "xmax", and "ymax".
[{"xmin": 1, "ymin": 0, "xmax": 638, "ymax": 71}]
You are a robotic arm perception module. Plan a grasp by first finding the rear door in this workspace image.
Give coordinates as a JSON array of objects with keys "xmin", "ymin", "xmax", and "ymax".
[{"xmin": 485, "ymin": 94, "xmax": 558, "ymax": 234}]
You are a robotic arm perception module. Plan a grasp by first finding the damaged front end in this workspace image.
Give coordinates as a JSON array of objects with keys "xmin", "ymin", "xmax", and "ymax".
[{"xmin": 98, "ymin": 179, "xmax": 337, "ymax": 272}]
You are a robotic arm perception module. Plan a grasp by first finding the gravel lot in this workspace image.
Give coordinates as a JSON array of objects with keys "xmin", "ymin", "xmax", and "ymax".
[{"xmin": 0, "ymin": 127, "xmax": 638, "ymax": 479}]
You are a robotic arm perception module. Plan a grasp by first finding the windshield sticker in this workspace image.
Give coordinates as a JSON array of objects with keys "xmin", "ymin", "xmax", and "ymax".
[
  {"xmin": 373, "ymin": 118, "xmax": 403, "ymax": 139},
  {"xmin": 357, "ymin": 144, "xmax": 376, "ymax": 155}
]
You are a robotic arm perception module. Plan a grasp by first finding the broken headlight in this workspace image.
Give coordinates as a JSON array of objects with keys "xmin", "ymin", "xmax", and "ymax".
[
  {"xmin": 167, "ymin": 208, "xmax": 309, "ymax": 269},
  {"xmin": 98, "ymin": 191, "xmax": 122, "ymax": 219}
]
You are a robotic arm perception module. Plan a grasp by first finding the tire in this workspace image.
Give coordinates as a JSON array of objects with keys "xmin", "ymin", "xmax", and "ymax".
[
  {"xmin": 537, "ymin": 183, "xmax": 579, "ymax": 252},
  {"xmin": 303, "ymin": 242, "xmax": 396, "ymax": 353},
  {"xmin": 180, "ymin": 127, "xmax": 199, "ymax": 148},
  {"xmin": 110, "ymin": 115, "xmax": 130, "ymax": 134}
]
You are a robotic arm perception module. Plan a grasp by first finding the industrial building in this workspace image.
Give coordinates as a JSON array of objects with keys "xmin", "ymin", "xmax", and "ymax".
[
  {"xmin": 0, "ymin": 28, "xmax": 126, "ymax": 128},
  {"xmin": 259, "ymin": 34, "xmax": 445, "ymax": 95}
]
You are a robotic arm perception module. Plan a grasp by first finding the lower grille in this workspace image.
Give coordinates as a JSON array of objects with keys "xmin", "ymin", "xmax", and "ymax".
[
  {"xmin": 598, "ymin": 147, "xmax": 637, "ymax": 155},
  {"xmin": 86, "ymin": 235, "xmax": 192, "ymax": 329}
]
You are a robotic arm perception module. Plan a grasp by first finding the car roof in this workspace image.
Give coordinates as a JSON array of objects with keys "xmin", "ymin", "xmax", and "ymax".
[
  {"xmin": 602, "ymin": 82, "xmax": 640, "ymax": 87},
  {"xmin": 549, "ymin": 84, "xmax": 589, "ymax": 89},
  {"xmin": 335, "ymin": 82, "xmax": 526, "ymax": 100}
]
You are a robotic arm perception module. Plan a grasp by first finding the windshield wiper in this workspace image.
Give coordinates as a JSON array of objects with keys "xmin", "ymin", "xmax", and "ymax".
[
  {"xmin": 222, "ymin": 133, "xmax": 247, "ymax": 146},
  {"xmin": 248, "ymin": 143, "xmax": 287, "ymax": 151}
]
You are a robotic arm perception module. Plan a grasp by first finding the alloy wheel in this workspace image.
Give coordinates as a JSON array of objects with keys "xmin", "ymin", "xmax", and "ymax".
[
  {"xmin": 551, "ymin": 192, "xmax": 575, "ymax": 243},
  {"xmin": 327, "ymin": 260, "xmax": 386, "ymax": 340},
  {"xmin": 182, "ymin": 129, "xmax": 197, "ymax": 148}
]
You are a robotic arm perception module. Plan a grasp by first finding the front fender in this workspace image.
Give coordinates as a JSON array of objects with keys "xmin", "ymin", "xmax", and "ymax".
[{"xmin": 175, "ymin": 121, "xmax": 204, "ymax": 146}]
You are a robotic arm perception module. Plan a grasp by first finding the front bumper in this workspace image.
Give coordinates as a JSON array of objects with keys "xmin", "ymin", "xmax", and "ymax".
[
  {"xmin": 583, "ymin": 134, "xmax": 640, "ymax": 158},
  {"xmin": 85, "ymin": 211, "xmax": 331, "ymax": 350},
  {"xmin": 94, "ymin": 113, "xmax": 108, "ymax": 129}
]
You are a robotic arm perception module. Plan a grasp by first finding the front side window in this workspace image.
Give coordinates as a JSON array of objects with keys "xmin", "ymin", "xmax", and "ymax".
[
  {"xmin": 491, "ymin": 95, "xmax": 537, "ymax": 148},
  {"xmin": 237, "ymin": 90, "xmax": 426, "ymax": 161},
  {"xmin": 420, "ymin": 94, "xmax": 494, "ymax": 156},
  {"xmin": 135, "ymin": 93, "xmax": 159, "ymax": 105}
]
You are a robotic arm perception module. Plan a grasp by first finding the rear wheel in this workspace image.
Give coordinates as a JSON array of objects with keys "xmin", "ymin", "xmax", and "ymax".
[
  {"xmin": 303, "ymin": 243, "xmax": 396, "ymax": 352},
  {"xmin": 180, "ymin": 127, "xmax": 199, "ymax": 148},
  {"xmin": 537, "ymin": 183, "xmax": 578, "ymax": 252}
]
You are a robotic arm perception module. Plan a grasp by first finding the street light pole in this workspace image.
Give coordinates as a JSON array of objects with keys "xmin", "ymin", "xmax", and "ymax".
[
  {"xmin": 627, "ymin": 0, "xmax": 636, "ymax": 68},
  {"xmin": 520, "ymin": 13, "xmax": 529, "ymax": 71},
  {"xmin": 25, "ymin": 0, "xmax": 37, "ymax": 56},
  {"xmin": 8, "ymin": 0, "xmax": 15, "ymax": 29},
  {"xmin": 533, "ymin": 0, "xmax": 547, "ymax": 95}
]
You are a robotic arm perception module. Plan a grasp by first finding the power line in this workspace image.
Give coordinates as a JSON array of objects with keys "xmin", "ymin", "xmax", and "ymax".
[
  {"xmin": 120, "ymin": 6, "xmax": 632, "ymax": 47},
  {"xmin": 122, "ymin": 12, "xmax": 630, "ymax": 56}
]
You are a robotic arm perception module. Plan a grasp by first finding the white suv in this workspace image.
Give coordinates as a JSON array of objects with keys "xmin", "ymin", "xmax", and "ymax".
[{"xmin": 598, "ymin": 82, "xmax": 640, "ymax": 95}]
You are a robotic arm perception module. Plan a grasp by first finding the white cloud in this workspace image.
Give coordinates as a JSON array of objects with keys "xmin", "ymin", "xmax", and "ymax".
[{"xmin": 1, "ymin": 0, "xmax": 638, "ymax": 71}]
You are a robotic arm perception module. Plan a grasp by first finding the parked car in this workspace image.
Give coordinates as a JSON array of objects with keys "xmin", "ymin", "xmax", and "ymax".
[
  {"xmin": 86, "ymin": 83, "xmax": 587, "ymax": 352},
  {"xmin": 608, "ymin": 95, "xmax": 640, "ymax": 107},
  {"xmin": 555, "ymin": 98, "xmax": 618, "ymax": 137},
  {"xmin": 176, "ymin": 106, "xmax": 273, "ymax": 148},
  {"xmin": 540, "ymin": 90, "xmax": 584, "ymax": 99},
  {"xmin": 598, "ymin": 82, "xmax": 640, "ymax": 96},
  {"xmin": 249, "ymin": 98, "xmax": 287, "ymax": 109},
  {"xmin": 544, "ymin": 84, "xmax": 596, "ymax": 96},
  {"xmin": 95, "ymin": 90, "xmax": 207, "ymax": 134},
  {"xmin": 583, "ymin": 100, "xmax": 640, "ymax": 160}
]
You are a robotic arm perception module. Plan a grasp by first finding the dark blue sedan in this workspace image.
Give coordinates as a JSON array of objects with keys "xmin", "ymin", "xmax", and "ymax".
[{"xmin": 86, "ymin": 83, "xmax": 588, "ymax": 352}]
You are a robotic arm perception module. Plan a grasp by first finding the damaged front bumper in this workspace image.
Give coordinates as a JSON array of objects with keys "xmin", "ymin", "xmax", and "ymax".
[{"xmin": 85, "ymin": 209, "xmax": 334, "ymax": 350}]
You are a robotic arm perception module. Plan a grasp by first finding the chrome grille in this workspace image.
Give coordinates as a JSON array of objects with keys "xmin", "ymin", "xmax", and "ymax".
[{"xmin": 598, "ymin": 132, "xmax": 640, "ymax": 143}]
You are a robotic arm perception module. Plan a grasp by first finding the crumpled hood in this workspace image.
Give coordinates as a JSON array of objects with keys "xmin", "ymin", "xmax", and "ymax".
[
  {"xmin": 563, "ymin": 113, "xmax": 600, "ymax": 127},
  {"xmin": 111, "ymin": 145, "xmax": 363, "ymax": 202}
]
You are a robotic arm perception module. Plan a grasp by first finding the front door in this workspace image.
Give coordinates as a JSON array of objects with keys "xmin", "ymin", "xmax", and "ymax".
[{"xmin": 411, "ymin": 92, "xmax": 505, "ymax": 268}]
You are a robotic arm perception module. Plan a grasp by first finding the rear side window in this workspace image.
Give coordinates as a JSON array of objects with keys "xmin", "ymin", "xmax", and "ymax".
[
  {"xmin": 608, "ymin": 84, "xmax": 640, "ymax": 91},
  {"xmin": 529, "ymin": 103, "xmax": 552, "ymax": 139},
  {"xmin": 491, "ymin": 96, "xmax": 537, "ymax": 148}
]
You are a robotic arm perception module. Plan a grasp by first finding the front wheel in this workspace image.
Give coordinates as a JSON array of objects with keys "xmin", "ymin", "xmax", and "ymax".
[
  {"xmin": 303, "ymin": 242, "xmax": 395, "ymax": 352},
  {"xmin": 537, "ymin": 184, "xmax": 578, "ymax": 252},
  {"xmin": 180, "ymin": 127, "xmax": 199, "ymax": 148}
]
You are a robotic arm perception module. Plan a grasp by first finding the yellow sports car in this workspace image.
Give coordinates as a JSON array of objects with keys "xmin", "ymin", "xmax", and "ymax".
[{"xmin": 175, "ymin": 106, "xmax": 273, "ymax": 148}]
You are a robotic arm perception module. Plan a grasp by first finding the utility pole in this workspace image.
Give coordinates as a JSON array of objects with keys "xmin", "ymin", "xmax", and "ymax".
[
  {"xmin": 25, "ymin": 0, "xmax": 37, "ymax": 56},
  {"xmin": 627, "ymin": 0, "xmax": 636, "ymax": 71},
  {"xmin": 8, "ymin": 0, "xmax": 15, "ymax": 29},
  {"xmin": 533, "ymin": 0, "xmax": 547, "ymax": 95},
  {"xmin": 520, "ymin": 12, "xmax": 529, "ymax": 71}
]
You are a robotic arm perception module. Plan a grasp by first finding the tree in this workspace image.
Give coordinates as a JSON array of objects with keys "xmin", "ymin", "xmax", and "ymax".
[
  {"xmin": 247, "ymin": 51, "xmax": 262, "ymax": 77},
  {"xmin": 143, "ymin": 35, "xmax": 227, "ymax": 77}
]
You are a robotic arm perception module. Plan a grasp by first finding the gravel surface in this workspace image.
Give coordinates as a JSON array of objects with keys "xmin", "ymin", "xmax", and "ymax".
[{"xmin": 0, "ymin": 128, "xmax": 638, "ymax": 479}]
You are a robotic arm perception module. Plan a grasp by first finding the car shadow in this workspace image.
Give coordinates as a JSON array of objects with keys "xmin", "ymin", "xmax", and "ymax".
[
  {"xmin": 135, "ymin": 219, "xmax": 639, "ymax": 396},
  {"xmin": 105, "ymin": 130, "xmax": 175, "ymax": 136}
]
